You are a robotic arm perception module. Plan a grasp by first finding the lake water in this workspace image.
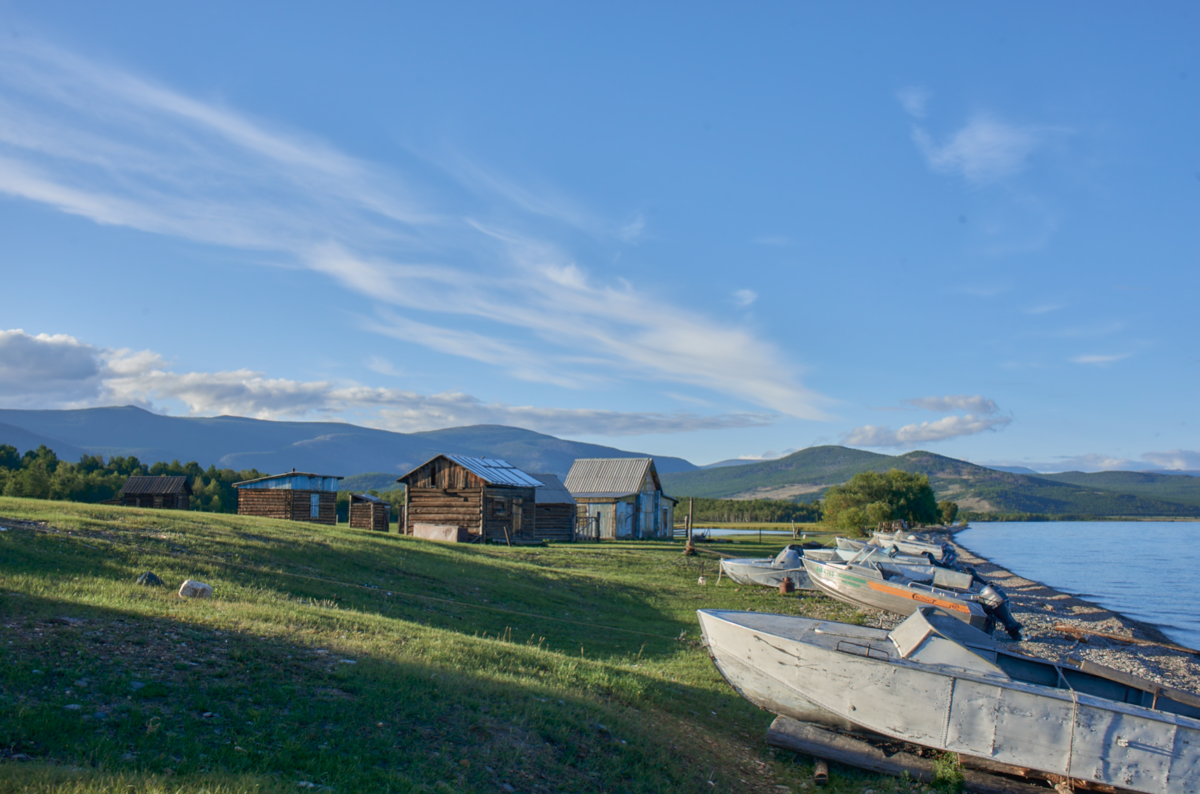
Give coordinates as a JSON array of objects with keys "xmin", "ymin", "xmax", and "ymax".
[{"xmin": 957, "ymin": 521, "xmax": 1200, "ymax": 650}]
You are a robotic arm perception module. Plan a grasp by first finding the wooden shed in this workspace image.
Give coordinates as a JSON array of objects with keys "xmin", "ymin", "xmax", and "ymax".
[
  {"xmin": 118, "ymin": 475, "xmax": 192, "ymax": 510},
  {"xmin": 398, "ymin": 455, "xmax": 542, "ymax": 543},
  {"xmin": 528, "ymin": 473, "xmax": 576, "ymax": 543},
  {"xmin": 349, "ymin": 493, "xmax": 390, "ymax": 532},
  {"xmin": 564, "ymin": 458, "xmax": 676, "ymax": 540},
  {"xmin": 233, "ymin": 469, "xmax": 342, "ymax": 525}
]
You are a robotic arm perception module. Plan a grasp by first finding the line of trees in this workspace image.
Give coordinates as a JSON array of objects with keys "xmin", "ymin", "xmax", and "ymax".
[
  {"xmin": 0, "ymin": 444, "xmax": 263, "ymax": 513},
  {"xmin": 678, "ymin": 496, "xmax": 822, "ymax": 524}
]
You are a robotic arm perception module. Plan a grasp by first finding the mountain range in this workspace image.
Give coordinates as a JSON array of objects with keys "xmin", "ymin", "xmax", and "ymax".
[
  {"xmin": 3, "ymin": 407, "xmax": 1199, "ymax": 518},
  {"xmin": 0, "ymin": 406, "xmax": 695, "ymax": 479},
  {"xmin": 659, "ymin": 446, "xmax": 1200, "ymax": 518}
]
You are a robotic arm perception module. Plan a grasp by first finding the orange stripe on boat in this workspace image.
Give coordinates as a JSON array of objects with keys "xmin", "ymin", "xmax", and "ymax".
[{"xmin": 866, "ymin": 581, "xmax": 971, "ymax": 614}]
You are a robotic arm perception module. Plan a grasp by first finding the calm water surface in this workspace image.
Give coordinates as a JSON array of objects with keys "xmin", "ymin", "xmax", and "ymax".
[{"xmin": 958, "ymin": 521, "xmax": 1200, "ymax": 649}]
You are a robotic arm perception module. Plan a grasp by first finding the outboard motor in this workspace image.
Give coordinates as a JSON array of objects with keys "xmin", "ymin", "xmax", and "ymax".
[
  {"xmin": 939, "ymin": 543, "xmax": 958, "ymax": 567},
  {"xmin": 773, "ymin": 546, "xmax": 804, "ymax": 569},
  {"xmin": 977, "ymin": 583, "xmax": 1023, "ymax": 641}
]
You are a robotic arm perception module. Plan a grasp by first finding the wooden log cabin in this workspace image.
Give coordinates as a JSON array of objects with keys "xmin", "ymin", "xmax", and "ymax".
[
  {"xmin": 398, "ymin": 455, "xmax": 543, "ymax": 543},
  {"xmin": 233, "ymin": 469, "xmax": 342, "ymax": 525},
  {"xmin": 118, "ymin": 475, "xmax": 192, "ymax": 510},
  {"xmin": 564, "ymin": 458, "xmax": 676, "ymax": 540},
  {"xmin": 528, "ymin": 473, "xmax": 576, "ymax": 543},
  {"xmin": 349, "ymin": 493, "xmax": 390, "ymax": 532}
]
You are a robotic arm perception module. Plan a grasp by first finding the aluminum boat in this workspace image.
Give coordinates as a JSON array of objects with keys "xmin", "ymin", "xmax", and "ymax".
[{"xmin": 698, "ymin": 607, "xmax": 1200, "ymax": 794}]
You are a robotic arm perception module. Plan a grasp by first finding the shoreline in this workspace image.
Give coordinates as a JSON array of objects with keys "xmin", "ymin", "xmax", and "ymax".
[{"xmin": 941, "ymin": 527, "xmax": 1200, "ymax": 693}]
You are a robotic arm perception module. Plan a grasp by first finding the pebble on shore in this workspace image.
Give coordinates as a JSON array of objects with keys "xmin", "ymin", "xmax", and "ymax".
[{"xmin": 858, "ymin": 530, "xmax": 1200, "ymax": 695}]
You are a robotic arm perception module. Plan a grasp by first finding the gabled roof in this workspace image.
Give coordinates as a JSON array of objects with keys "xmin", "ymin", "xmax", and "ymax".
[
  {"xmin": 528, "ymin": 473, "xmax": 576, "ymax": 505},
  {"xmin": 564, "ymin": 458, "xmax": 661, "ymax": 498},
  {"xmin": 350, "ymin": 493, "xmax": 386, "ymax": 504},
  {"xmin": 398, "ymin": 454, "xmax": 544, "ymax": 488},
  {"xmin": 121, "ymin": 475, "xmax": 193, "ymax": 496}
]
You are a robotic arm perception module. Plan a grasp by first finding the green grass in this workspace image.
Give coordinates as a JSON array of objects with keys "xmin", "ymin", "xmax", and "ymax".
[{"xmin": 0, "ymin": 498, "xmax": 915, "ymax": 794}]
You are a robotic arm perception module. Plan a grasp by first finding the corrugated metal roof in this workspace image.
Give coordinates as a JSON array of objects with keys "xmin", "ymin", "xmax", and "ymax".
[
  {"xmin": 564, "ymin": 458, "xmax": 655, "ymax": 498},
  {"xmin": 528, "ymin": 473, "xmax": 576, "ymax": 505},
  {"xmin": 233, "ymin": 471, "xmax": 344, "ymax": 490},
  {"xmin": 444, "ymin": 455, "xmax": 544, "ymax": 487},
  {"xmin": 351, "ymin": 493, "xmax": 386, "ymax": 504},
  {"xmin": 121, "ymin": 475, "xmax": 192, "ymax": 495}
]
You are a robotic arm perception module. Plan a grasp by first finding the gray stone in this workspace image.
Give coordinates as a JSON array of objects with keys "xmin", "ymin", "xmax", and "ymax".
[
  {"xmin": 178, "ymin": 579, "xmax": 212, "ymax": 599},
  {"xmin": 136, "ymin": 572, "xmax": 165, "ymax": 587}
]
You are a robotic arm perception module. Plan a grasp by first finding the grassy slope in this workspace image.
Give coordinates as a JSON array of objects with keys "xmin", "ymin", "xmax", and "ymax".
[
  {"xmin": 662, "ymin": 447, "xmax": 1200, "ymax": 518},
  {"xmin": 0, "ymin": 499, "xmax": 895, "ymax": 794},
  {"xmin": 660, "ymin": 447, "xmax": 891, "ymax": 499},
  {"xmin": 1033, "ymin": 471, "xmax": 1200, "ymax": 509}
]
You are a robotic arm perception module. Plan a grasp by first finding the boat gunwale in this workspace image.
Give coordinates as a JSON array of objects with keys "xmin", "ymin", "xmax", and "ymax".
[{"xmin": 698, "ymin": 608, "xmax": 1200, "ymax": 731}]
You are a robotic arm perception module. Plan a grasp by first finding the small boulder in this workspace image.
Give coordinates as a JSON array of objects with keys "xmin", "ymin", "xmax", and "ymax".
[
  {"xmin": 178, "ymin": 579, "xmax": 213, "ymax": 599},
  {"xmin": 136, "ymin": 572, "xmax": 165, "ymax": 587}
]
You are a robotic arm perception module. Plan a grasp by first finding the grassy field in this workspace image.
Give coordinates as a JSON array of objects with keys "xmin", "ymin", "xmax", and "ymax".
[{"xmin": 0, "ymin": 499, "xmax": 926, "ymax": 794}]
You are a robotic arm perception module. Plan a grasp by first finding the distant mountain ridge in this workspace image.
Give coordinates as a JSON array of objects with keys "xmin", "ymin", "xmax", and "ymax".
[
  {"xmin": 0, "ymin": 406, "xmax": 696, "ymax": 479},
  {"xmin": 660, "ymin": 446, "xmax": 1200, "ymax": 518}
]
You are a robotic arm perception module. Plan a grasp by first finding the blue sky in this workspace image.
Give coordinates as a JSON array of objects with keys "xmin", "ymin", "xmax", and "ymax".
[{"xmin": 0, "ymin": 3, "xmax": 1196, "ymax": 471}]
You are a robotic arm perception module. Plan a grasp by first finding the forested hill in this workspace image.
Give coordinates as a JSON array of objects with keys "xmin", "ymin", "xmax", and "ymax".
[
  {"xmin": 660, "ymin": 446, "xmax": 1200, "ymax": 519},
  {"xmin": 0, "ymin": 406, "xmax": 696, "ymax": 479}
]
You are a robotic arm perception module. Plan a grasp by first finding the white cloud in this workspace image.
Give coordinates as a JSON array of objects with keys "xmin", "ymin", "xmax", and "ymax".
[
  {"xmin": 0, "ymin": 39, "xmax": 827, "ymax": 420},
  {"xmin": 912, "ymin": 113, "xmax": 1064, "ymax": 185},
  {"xmin": 733, "ymin": 289, "xmax": 757, "ymax": 307},
  {"xmin": 896, "ymin": 86, "xmax": 931, "ymax": 118},
  {"xmin": 0, "ymin": 328, "xmax": 775, "ymax": 437},
  {"xmin": 0, "ymin": 329, "xmax": 106, "ymax": 407},
  {"xmin": 844, "ymin": 394, "xmax": 1010, "ymax": 448},
  {"xmin": 902, "ymin": 395, "xmax": 999, "ymax": 415},
  {"xmin": 1071, "ymin": 353, "xmax": 1130, "ymax": 365},
  {"xmin": 1140, "ymin": 450, "xmax": 1200, "ymax": 471},
  {"xmin": 842, "ymin": 414, "xmax": 1012, "ymax": 448}
]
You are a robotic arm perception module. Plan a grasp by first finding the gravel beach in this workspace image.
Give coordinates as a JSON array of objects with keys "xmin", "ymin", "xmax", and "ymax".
[{"xmin": 855, "ymin": 529, "xmax": 1200, "ymax": 695}]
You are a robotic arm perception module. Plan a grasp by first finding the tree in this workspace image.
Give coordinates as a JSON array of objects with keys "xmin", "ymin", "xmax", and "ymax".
[
  {"xmin": 938, "ymin": 500, "xmax": 959, "ymax": 526},
  {"xmin": 821, "ymin": 469, "xmax": 939, "ymax": 536},
  {"xmin": 0, "ymin": 444, "xmax": 20, "ymax": 471}
]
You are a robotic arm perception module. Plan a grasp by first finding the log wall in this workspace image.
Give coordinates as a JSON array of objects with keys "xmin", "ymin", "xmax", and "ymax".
[
  {"xmin": 237, "ymin": 489, "xmax": 337, "ymax": 525},
  {"xmin": 404, "ymin": 458, "xmax": 487, "ymax": 490},
  {"xmin": 349, "ymin": 501, "xmax": 389, "ymax": 532},
  {"xmin": 120, "ymin": 494, "xmax": 189, "ymax": 510},
  {"xmin": 534, "ymin": 503, "xmax": 575, "ymax": 542},
  {"xmin": 405, "ymin": 488, "xmax": 484, "ymax": 536}
]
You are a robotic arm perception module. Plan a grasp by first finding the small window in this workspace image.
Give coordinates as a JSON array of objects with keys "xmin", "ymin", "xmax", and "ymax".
[
  {"xmin": 492, "ymin": 498, "xmax": 507, "ymax": 517},
  {"xmin": 310, "ymin": 493, "xmax": 320, "ymax": 518}
]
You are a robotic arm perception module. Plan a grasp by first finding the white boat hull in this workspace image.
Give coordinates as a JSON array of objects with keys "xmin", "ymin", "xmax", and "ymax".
[{"xmin": 698, "ymin": 609, "xmax": 1200, "ymax": 793}]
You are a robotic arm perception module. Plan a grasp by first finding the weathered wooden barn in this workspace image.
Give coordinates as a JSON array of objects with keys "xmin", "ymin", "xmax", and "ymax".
[
  {"xmin": 118, "ymin": 475, "xmax": 192, "ymax": 510},
  {"xmin": 233, "ymin": 470, "xmax": 342, "ymax": 525},
  {"xmin": 564, "ymin": 458, "xmax": 676, "ymax": 540},
  {"xmin": 528, "ymin": 473, "xmax": 576, "ymax": 543},
  {"xmin": 398, "ymin": 455, "xmax": 542, "ymax": 543},
  {"xmin": 349, "ymin": 493, "xmax": 390, "ymax": 532}
]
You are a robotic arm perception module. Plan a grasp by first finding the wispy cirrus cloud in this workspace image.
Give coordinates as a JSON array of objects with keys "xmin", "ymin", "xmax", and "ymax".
[
  {"xmin": 909, "ymin": 110, "xmax": 1068, "ymax": 186},
  {"xmin": 843, "ymin": 394, "xmax": 1011, "ymax": 448},
  {"xmin": 0, "ymin": 328, "xmax": 775, "ymax": 436},
  {"xmin": 896, "ymin": 85, "xmax": 931, "ymax": 119},
  {"xmin": 1071, "ymin": 353, "xmax": 1130, "ymax": 365},
  {"xmin": 0, "ymin": 38, "xmax": 827, "ymax": 421},
  {"xmin": 733, "ymin": 289, "xmax": 757, "ymax": 308},
  {"xmin": 902, "ymin": 395, "xmax": 999, "ymax": 415}
]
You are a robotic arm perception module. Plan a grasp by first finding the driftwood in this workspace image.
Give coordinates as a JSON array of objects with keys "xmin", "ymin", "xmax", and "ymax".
[
  {"xmin": 766, "ymin": 716, "xmax": 1048, "ymax": 794},
  {"xmin": 1053, "ymin": 623, "xmax": 1200, "ymax": 657}
]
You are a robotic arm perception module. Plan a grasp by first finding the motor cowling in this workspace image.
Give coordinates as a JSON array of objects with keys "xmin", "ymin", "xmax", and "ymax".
[{"xmin": 977, "ymin": 583, "xmax": 1023, "ymax": 641}]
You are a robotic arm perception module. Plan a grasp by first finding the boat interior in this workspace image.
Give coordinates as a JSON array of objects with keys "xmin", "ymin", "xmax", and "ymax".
[{"xmin": 891, "ymin": 609, "xmax": 1200, "ymax": 721}]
